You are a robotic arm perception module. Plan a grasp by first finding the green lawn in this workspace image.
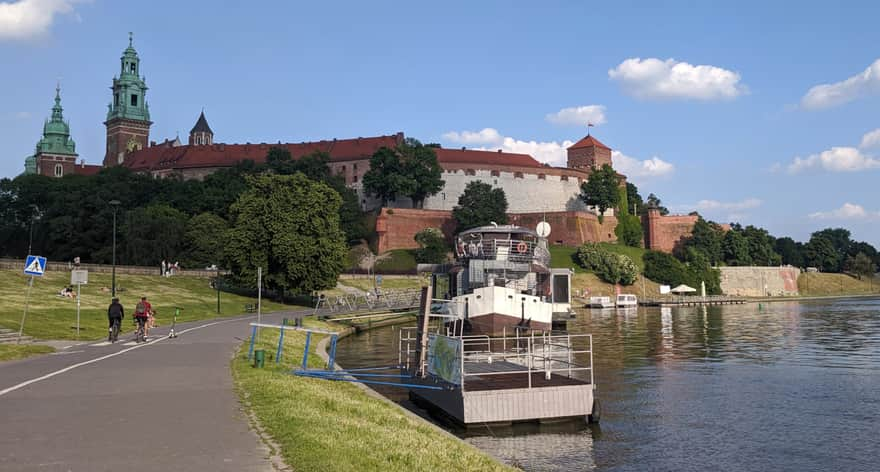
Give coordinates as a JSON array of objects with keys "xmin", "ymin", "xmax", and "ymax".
[
  {"xmin": 338, "ymin": 275, "xmax": 423, "ymax": 293},
  {"xmin": 0, "ymin": 344, "xmax": 55, "ymax": 361},
  {"xmin": 0, "ymin": 269, "xmax": 292, "ymax": 341},
  {"xmin": 550, "ymin": 243, "xmax": 647, "ymax": 273},
  {"xmin": 232, "ymin": 319, "xmax": 512, "ymax": 472},
  {"xmin": 375, "ymin": 249, "xmax": 418, "ymax": 273}
]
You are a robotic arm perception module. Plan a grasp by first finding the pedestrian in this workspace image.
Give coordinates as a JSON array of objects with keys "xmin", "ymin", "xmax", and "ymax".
[{"xmin": 161, "ymin": 260, "xmax": 166, "ymax": 277}]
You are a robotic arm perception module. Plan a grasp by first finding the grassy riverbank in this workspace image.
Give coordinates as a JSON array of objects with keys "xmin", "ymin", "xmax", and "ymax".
[
  {"xmin": 0, "ymin": 344, "xmax": 55, "ymax": 361},
  {"xmin": 232, "ymin": 319, "xmax": 513, "ymax": 472},
  {"xmin": 0, "ymin": 269, "xmax": 289, "ymax": 341},
  {"xmin": 798, "ymin": 272, "xmax": 880, "ymax": 297}
]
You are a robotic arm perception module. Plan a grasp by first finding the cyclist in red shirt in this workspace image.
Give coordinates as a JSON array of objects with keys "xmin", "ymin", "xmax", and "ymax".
[{"xmin": 134, "ymin": 296, "xmax": 153, "ymax": 341}]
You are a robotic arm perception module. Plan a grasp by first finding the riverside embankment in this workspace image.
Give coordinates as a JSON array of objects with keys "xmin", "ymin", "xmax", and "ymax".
[{"xmin": 231, "ymin": 316, "xmax": 514, "ymax": 472}]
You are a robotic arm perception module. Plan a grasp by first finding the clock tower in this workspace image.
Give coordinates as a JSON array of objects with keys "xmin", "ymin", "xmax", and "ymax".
[{"xmin": 104, "ymin": 33, "xmax": 152, "ymax": 167}]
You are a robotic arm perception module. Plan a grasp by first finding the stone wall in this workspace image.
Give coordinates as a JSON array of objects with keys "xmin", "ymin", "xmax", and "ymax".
[
  {"xmin": 718, "ymin": 266, "xmax": 801, "ymax": 297},
  {"xmin": 375, "ymin": 208, "xmax": 618, "ymax": 253},
  {"xmin": 642, "ymin": 209, "xmax": 698, "ymax": 253}
]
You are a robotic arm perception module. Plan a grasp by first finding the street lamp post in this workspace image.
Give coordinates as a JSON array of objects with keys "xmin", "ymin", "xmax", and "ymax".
[
  {"xmin": 109, "ymin": 200, "xmax": 121, "ymax": 297},
  {"xmin": 27, "ymin": 205, "xmax": 41, "ymax": 255}
]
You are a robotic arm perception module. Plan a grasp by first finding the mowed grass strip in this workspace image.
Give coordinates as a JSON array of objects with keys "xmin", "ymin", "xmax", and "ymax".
[
  {"xmin": 232, "ymin": 319, "xmax": 513, "ymax": 472},
  {"xmin": 0, "ymin": 269, "xmax": 291, "ymax": 341},
  {"xmin": 798, "ymin": 272, "xmax": 880, "ymax": 296},
  {"xmin": 338, "ymin": 275, "xmax": 423, "ymax": 293},
  {"xmin": 0, "ymin": 344, "xmax": 55, "ymax": 361}
]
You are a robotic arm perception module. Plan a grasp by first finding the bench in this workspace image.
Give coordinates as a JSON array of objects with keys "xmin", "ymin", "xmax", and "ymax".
[{"xmin": 244, "ymin": 304, "xmax": 256, "ymax": 313}]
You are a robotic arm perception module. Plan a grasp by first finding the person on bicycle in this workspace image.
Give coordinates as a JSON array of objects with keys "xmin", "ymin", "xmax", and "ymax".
[
  {"xmin": 134, "ymin": 296, "xmax": 152, "ymax": 341},
  {"xmin": 107, "ymin": 297, "xmax": 124, "ymax": 342}
]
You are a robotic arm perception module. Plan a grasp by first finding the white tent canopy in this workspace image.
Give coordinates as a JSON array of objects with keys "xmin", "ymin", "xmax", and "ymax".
[{"xmin": 671, "ymin": 284, "xmax": 697, "ymax": 294}]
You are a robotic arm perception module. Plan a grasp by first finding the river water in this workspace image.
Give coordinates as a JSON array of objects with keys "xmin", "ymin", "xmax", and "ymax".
[{"xmin": 334, "ymin": 298, "xmax": 880, "ymax": 471}]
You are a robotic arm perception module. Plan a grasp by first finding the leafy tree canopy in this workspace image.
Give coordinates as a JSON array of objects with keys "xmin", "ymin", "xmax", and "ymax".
[
  {"xmin": 452, "ymin": 181, "xmax": 508, "ymax": 232},
  {"xmin": 362, "ymin": 138, "xmax": 444, "ymax": 208},
  {"xmin": 224, "ymin": 173, "xmax": 347, "ymax": 295},
  {"xmin": 413, "ymin": 227, "xmax": 448, "ymax": 264},
  {"xmin": 644, "ymin": 193, "xmax": 669, "ymax": 215},
  {"xmin": 579, "ymin": 164, "xmax": 620, "ymax": 222}
]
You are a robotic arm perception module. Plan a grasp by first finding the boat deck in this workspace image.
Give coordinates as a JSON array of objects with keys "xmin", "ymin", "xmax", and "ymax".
[{"xmin": 463, "ymin": 360, "xmax": 590, "ymax": 391}]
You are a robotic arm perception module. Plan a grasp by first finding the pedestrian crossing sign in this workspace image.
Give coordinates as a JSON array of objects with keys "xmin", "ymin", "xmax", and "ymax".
[{"xmin": 24, "ymin": 255, "xmax": 47, "ymax": 277}]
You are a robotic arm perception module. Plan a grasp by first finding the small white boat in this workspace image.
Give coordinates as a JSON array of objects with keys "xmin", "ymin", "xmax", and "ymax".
[
  {"xmin": 616, "ymin": 294, "xmax": 638, "ymax": 308},
  {"xmin": 588, "ymin": 296, "xmax": 614, "ymax": 309}
]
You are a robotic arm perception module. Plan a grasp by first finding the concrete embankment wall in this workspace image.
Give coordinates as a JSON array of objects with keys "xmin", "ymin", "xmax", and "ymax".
[{"xmin": 718, "ymin": 266, "xmax": 801, "ymax": 297}]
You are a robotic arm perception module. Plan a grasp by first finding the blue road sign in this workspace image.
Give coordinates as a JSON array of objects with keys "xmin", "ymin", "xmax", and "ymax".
[
  {"xmin": 376, "ymin": 275, "xmax": 383, "ymax": 286},
  {"xmin": 24, "ymin": 255, "xmax": 47, "ymax": 277}
]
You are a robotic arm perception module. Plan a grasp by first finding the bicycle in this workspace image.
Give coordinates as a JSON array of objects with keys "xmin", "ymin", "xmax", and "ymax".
[
  {"xmin": 134, "ymin": 317, "xmax": 148, "ymax": 343},
  {"xmin": 109, "ymin": 318, "xmax": 121, "ymax": 343}
]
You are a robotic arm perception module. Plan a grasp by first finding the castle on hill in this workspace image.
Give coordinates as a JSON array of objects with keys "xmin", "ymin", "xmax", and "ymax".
[{"xmin": 23, "ymin": 34, "xmax": 693, "ymax": 253}]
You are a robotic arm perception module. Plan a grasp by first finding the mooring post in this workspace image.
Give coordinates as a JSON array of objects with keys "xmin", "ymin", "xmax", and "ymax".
[
  {"xmin": 247, "ymin": 324, "xmax": 257, "ymax": 360},
  {"xmin": 302, "ymin": 331, "xmax": 312, "ymax": 370},
  {"xmin": 415, "ymin": 285, "xmax": 433, "ymax": 378},
  {"xmin": 275, "ymin": 318, "xmax": 287, "ymax": 364},
  {"xmin": 327, "ymin": 334, "xmax": 338, "ymax": 369}
]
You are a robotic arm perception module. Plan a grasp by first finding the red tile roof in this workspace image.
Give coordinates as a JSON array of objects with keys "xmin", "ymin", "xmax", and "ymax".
[
  {"xmin": 434, "ymin": 148, "xmax": 544, "ymax": 168},
  {"xmin": 75, "ymin": 164, "xmax": 103, "ymax": 176},
  {"xmin": 567, "ymin": 135, "xmax": 610, "ymax": 151},
  {"xmin": 125, "ymin": 133, "xmax": 406, "ymax": 171}
]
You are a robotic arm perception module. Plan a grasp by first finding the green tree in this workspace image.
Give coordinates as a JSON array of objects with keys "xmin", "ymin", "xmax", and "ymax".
[
  {"xmin": 805, "ymin": 235, "xmax": 840, "ymax": 272},
  {"xmin": 845, "ymin": 252, "xmax": 876, "ymax": 279},
  {"xmin": 452, "ymin": 181, "xmax": 508, "ymax": 232},
  {"xmin": 362, "ymin": 139, "xmax": 444, "ymax": 208},
  {"xmin": 643, "ymin": 193, "xmax": 669, "ymax": 215},
  {"xmin": 774, "ymin": 237, "xmax": 805, "ymax": 267},
  {"xmin": 681, "ymin": 217, "xmax": 723, "ymax": 265},
  {"xmin": 225, "ymin": 174, "xmax": 347, "ymax": 295},
  {"xmin": 121, "ymin": 204, "xmax": 188, "ymax": 266},
  {"xmin": 184, "ymin": 212, "xmax": 228, "ymax": 268},
  {"xmin": 579, "ymin": 164, "xmax": 620, "ymax": 223},
  {"xmin": 614, "ymin": 184, "xmax": 643, "ymax": 247},
  {"xmin": 722, "ymin": 229, "xmax": 752, "ymax": 266},
  {"xmin": 683, "ymin": 247, "xmax": 722, "ymax": 295},
  {"xmin": 413, "ymin": 227, "xmax": 448, "ymax": 264},
  {"xmin": 742, "ymin": 225, "xmax": 781, "ymax": 266},
  {"xmin": 643, "ymin": 250, "xmax": 689, "ymax": 286},
  {"xmin": 626, "ymin": 182, "xmax": 644, "ymax": 216},
  {"xmin": 575, "ymin": 243, "xmax": 638, "ymax": 285}
]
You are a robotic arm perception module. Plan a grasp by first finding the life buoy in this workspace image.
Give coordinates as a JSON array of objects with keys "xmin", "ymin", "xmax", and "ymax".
[{"xmin": 516, "ymin": 241, "xmax": 527, "ymax": 254}]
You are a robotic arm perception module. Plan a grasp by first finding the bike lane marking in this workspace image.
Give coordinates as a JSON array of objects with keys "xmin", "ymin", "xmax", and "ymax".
[{"xmin": 0, "ymin": 318, "xmax": 245, "ymax": 398}]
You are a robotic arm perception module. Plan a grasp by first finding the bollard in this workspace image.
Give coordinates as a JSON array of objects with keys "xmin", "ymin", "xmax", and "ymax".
[{"xmin": 254, "ymin": 349, "xmax": 266, "ymax": 368}]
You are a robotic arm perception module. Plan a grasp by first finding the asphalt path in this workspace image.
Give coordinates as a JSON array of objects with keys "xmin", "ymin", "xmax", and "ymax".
[{"xmin": 0, "ymin": 310, "xmax": 303, "ymax": 471}]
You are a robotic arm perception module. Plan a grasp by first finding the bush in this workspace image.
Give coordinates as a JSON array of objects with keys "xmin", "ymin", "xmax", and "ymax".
[
  {"xmin": 413, "ymin": 227, "xmax": 448, "ymax": 264},
  {"xmin": 576, "ymin": 243, "xmax": 638, "ymax": 285}
]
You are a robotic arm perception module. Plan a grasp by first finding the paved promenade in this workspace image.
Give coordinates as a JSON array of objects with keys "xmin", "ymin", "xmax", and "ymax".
[{"xmin": 0, "ymin": 311, "xmax": 296, "ymax": 472}]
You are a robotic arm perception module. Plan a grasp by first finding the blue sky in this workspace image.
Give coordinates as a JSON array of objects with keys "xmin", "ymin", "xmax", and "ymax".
[{"xmin": 2, "ymin": 0, "xmax": 879, "ymax": 246}]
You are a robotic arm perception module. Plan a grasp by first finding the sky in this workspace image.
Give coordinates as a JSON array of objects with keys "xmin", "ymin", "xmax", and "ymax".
[{"xmin": 1, "ymin": 0, "xmax": 879, "ymax": 246}]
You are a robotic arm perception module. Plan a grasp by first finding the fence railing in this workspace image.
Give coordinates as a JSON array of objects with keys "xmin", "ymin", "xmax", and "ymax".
[
  {"xmin": 314, "ymin": 288, "xmax": 423, "ymax": 315},
  {"xmin": 0, "ymin": 258, "xmax": 224, "ymax": 278},
  {"xmin": 454, "ymin": 238, "xmax": 550, "ymax": 266}
]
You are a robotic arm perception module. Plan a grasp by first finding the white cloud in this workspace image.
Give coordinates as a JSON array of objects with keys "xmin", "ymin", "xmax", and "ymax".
[
  {"xmin": 611, "ymin": 150, "xmax": 674, "ymax": 180},
  {"xmin": 801, "ymin": 59, "xmax": 880, "ymax": 109},
  {"xmin": 787, "ymin": 146, "xmax": 880, "ymax": 173},
  {"xmin": 545, "ymin": 105, "xmax": 607, "ymax": 127},
  {"xmin": 608, "ymin": 57, "xmax": 747, "ymax": 101},
  {"xmin": 442, "ymin": 127, "xmax": 573, "ymax": 166},
  {"xmin": 695, "ymin": 198, "xmax": 763, "ymax": 212},
  {"xmin": 809, "ymin": 203, "xmax": 879, "ymax": 220},
  {"xmin": 441, "ymin": 128, "xmax": 502, "ymax": 146},
  {"xmin": 860, "ymin": 128, "xmax": 880, "ymax": 149},
  {"xmin": 0, "ymin": 0, "xmax": 80, "ymax": 41}
]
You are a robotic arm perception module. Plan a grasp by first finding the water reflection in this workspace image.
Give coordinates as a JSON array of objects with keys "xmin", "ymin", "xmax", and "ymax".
[{"xmin": 335, "ymin": 298, "xmax": 880, "ymax": 471}]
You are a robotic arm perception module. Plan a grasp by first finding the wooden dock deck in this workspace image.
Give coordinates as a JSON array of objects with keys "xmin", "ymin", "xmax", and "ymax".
[{"xmin": 639, "ymin": 295, "xmax": 747, "ymax": 307}]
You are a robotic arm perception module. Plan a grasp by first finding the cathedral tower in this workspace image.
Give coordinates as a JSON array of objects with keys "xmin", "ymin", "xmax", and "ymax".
[
  {"xmin": 188, "ymin": 111, "xmax": 213, "ymax": 145},
  {"xmin": 25, "ymin": 85, "xmax": 79, "ymax": 177},
  {"xmin": 104, "ymin": 33, "xmax": 152, "ymax": 167}
]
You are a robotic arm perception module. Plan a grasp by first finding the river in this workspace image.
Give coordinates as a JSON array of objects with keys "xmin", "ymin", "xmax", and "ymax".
[{"xmin": 334, "ymin": 298, "xmax": 880, "ymax": 471}]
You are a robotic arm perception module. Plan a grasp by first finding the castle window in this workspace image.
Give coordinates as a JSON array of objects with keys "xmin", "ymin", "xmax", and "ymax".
[
  {"xmin": 130, "ymin": 63, "xmax": 136, "ymax": 74},
  {"xmin": 538, "ymin": 174, "xmax": 546, "ymax": 180},
  {"xmin": 353, "ymin": 175, "xmax": 358, "ymax": 183},
  {"xmin": 54, "ymin": 164, "xmax": 63, "ymax": 177},
  {"xmin": 114, "ymin": 94, "xmax": 119, "ymax": 107},
  {"xmin": 561, "ymin": 175, "xmax": 568, "ymax": 181},
  {"xmin": 342, "ymin": 165, "xmax": 346, "ymax": 172},
  {"xmin": 353, "ymin": 164, "xmax": 358, "ymax": 170},
  {"xmin": 491, "ymin": 170, "xmax": 500, "ymax": 177},
  {"xmin": 130, "ymin": 94, "xmax": 138, "ymax": 106},
  {"xmin": 465, "ymin": 169, "xmax": 476, "ymax": 176},
  {"xmin": 514, "ymin": 172, "xmax": 524, "ymax": 179}
]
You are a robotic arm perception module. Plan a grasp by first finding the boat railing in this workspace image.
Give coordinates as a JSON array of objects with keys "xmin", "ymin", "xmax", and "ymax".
[{"xmin": 455, "ymin": 238, "xmax": 550, "ymax": 265}]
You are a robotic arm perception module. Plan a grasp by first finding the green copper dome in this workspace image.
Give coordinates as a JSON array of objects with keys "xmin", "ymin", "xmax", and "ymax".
[{"xmin": 36, "ymin": 86, "xmax": 77, "ymax": 155}]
